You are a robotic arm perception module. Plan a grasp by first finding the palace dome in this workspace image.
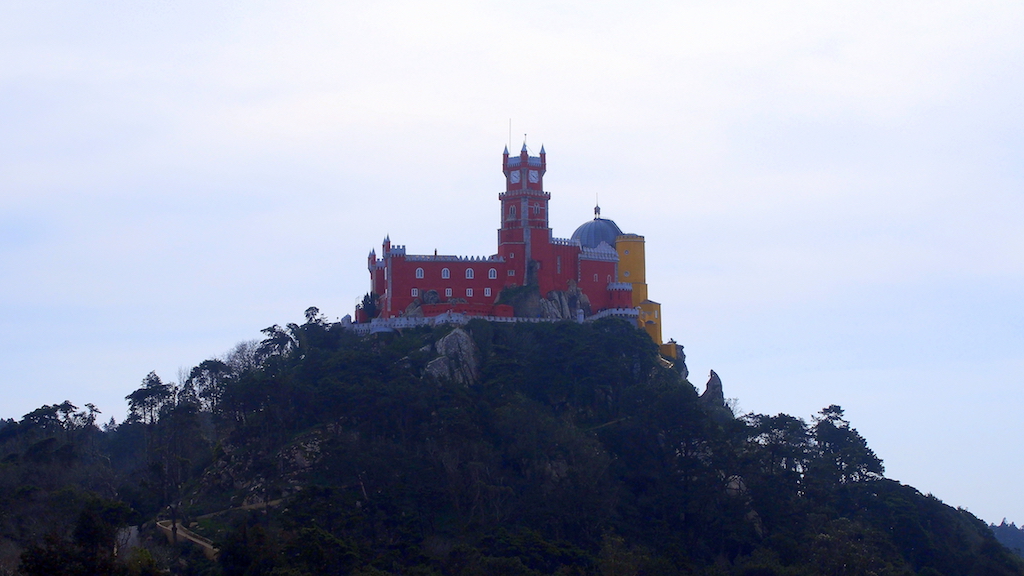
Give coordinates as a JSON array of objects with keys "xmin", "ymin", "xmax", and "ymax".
[{"xmin": 571, "ymin": 206, "xmax": 623, "ymax": 248}]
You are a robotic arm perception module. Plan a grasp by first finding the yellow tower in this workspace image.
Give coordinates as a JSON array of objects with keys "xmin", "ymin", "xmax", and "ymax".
[{"xmin": 615, "ymin": 234, "xmax": 674, "ymax": 357}]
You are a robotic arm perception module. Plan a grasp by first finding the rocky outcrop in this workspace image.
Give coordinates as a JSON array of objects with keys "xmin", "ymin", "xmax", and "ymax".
[
  {"xmin": 699, "ymin": 370, "xmax": 733, "ymax": 422},
  {"xmin": 424, "ymin": 328, "xmax": 480, "ymax": 385},
  {"xmin": 500, "ymin": 285, "xmax": 543, "ymax": 317},
  {"xmin": 665, "ymin": 341, "xmax": 688, "ymax": 380},
  {"xmin": 404, "ymin": 299, "xmax": 425, "ymax": 317},
  {"xmin": 541, "ymin": 279, "xmax": 592, "ymax": 320},
  {"xmin": 404, "ymin": 292, "xmax": 465, "ymax": 317},
  {"xmin": 700, "ymin": 370, "xmax": 724, "ymax": 405}
]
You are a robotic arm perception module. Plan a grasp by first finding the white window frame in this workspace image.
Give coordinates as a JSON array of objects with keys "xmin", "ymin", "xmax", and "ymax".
[
  {"xmin": 488, "ymin": 268, "xmax": 497, "ymax": 279},
  {"xmin": 441, "ymin": 268, "xmax": 450, "ymax": 279},
  {"xmin": 465, "ymin": 268, "xmax": 474, "ymax": 279},
  {"xmin": 445, "ymin": 288, "xmax": 453, "ymax": 298},
  {"xmin": 484, "ymin": 287, "xmax": 491, "ymax": 297},
  {"xmin": 411, "ymin": 288, "xmax": 419, "ymax": 297},
  {"xmin": 466, "ymin": 288, "xmax": 473, "ymax": 297},
  {"xmin": 415, "ymin": 267, "xmax": 424, "ymax": 279}
]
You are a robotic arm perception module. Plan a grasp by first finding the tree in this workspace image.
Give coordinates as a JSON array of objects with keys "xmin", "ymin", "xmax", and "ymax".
[
  {"xmin": 125, "ymin": 372, "xmax": 173, "ymax": 425},
  {"xmin": 304, "ymin": 306, "xmax": 324, "ymax": 325},
  {"xmin": 809, "ymin": 405, "xmax": 884, "ymax": 485},
  {"xmin": 21, "ymin": 404, "xmax": 60, "ymax": 432},
  {"xmin": 746, "ymin": 413, "xmax": 812, "ymax": 476},
  {"xmin": 256, "ymin": 324, "xmax": 297, "ymax": 363},
  {"xmin": 187, "ymin": 359, "xmax": 232, "ymax": 411},
  {"xmin": 19, "ymin": 496, "xmax": 131, "ymax": 576},
  {"xmin": 224, "ymin": 339, "xmax": 260, "ymax": 376},
  {"xmin": 360, "ymin": 292, "xmax": 379, "ymax": 320}
]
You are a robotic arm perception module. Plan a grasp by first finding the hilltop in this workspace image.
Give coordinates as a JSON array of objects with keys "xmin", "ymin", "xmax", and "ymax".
[{"xmin": 0, "ymin": 313, "xmax": 1021, "ymax": 575}]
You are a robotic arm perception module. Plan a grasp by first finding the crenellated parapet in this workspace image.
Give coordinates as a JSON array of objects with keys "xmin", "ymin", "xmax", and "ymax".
[
  {"xmin": 550, "ymin": 237, "xmax": 581, "ymax": 247},
  {"xmin": 405, "ymin": 254, "xmax": 506, "ymax": 262},
  {"xmin": 580, "ymin": 243, "xmax": 619, "ymax": 262}
]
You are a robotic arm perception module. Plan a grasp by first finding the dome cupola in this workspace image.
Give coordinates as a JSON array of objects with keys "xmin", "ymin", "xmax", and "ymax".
[{"xmin": 571, "ymin": 205, "xmax": 623, "ymax": 248}]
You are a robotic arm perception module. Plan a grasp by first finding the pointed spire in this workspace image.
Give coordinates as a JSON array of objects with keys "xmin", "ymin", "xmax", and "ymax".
[
  {"xmin": 521, "ymin": 142, "xmax": 528, "ymax": 153},
  {"xmin": 540, "ymin": 144, "xmax": 545, "ymax": 154},
  {"xmin": 503, "ymin": 145, "xmax": 509, "ymax": 154}
]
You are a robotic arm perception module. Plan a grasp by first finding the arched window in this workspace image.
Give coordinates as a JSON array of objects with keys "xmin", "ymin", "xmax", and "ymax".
[
  {"xmin": 441, "ymin": 268, "xmax": 450, "ymax": 279},
  {"xmin": 465, "ymin": 268, "xmax": 474, "ymax": 279},
  {"xmin": 509, "ymin": 205, "xmax": 517, "ymax": 219},
  {"xmin": 415, "ymin": 267, "xmax": 424, "ymax": 279},
  {"xmin": 488, "ymin": 268, "xmax": 497, "ymax": 279}
]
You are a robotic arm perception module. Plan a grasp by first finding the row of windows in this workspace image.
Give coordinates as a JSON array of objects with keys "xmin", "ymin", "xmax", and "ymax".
[
  {"xmin": 505, "ymin": 204, "xmax": 544, "ymax": 219},
  {"xmin": 416, "ymin": 267, "xmax": 499, "ymax": 280},
  {"xmin": 411, "ymin": 287, "xmax": 491, "ymax": 298}
]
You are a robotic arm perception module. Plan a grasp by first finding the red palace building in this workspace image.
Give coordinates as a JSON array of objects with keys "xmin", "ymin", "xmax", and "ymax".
[{"xmin": 357, "ymin": 144, "xmax": 676, "ymax": 357}]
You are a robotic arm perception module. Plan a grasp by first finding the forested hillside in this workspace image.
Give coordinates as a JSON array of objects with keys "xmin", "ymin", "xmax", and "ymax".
[
  {"xmin": 0, "ymin": 311, "xmax": 1020, "ymax": 575},
  {"xmin": 993, "ymin": 521, "xmax": 1024, "ymax": 558}
]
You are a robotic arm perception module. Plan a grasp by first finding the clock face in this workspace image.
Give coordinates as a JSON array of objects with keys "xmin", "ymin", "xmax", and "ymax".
[
  {"xmin": 510, "ymin": 170, "xmax": 521, "ymax": 183},
  {"xmin": 528, "ymin": 170, "xmax": 539, "ymax": 183}
]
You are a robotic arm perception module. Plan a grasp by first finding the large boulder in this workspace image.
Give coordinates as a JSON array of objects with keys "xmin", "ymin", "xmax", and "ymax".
[
  {"xmin": 421, "ymin": 290, "xmax": 441, "ymax": 305},
  {"xmin": 404, "ymin": 298, "xmax": 424, "ymax": 317},
  {"xmin": 499, "ymin": 285, "xmax": 543, "ymax": 317},
  {"xmin": 423, "ymin": 328, "xmax": 480, "ymax": 385}
]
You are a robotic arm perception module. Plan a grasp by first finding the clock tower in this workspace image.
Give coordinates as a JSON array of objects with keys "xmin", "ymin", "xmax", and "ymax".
[{"xmin": 499, "ymin": 143, "xmax": 549, "ymax": 286}]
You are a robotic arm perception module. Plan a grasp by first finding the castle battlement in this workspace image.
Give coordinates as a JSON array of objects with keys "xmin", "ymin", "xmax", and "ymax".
[{"xmin": 404, "ymin": 254, "xmax": 505, "ymax": 263}]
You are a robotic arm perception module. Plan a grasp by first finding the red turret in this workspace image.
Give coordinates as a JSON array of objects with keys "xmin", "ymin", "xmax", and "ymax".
[{"xmin": 498, "ymin": 142, "xmax": 552, "ymax": 288}]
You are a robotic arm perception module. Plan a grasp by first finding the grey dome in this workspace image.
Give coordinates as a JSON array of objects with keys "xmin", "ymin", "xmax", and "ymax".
[{"xmin": 571, "ymin": 216, "xmax": 623, "ymax": 249}]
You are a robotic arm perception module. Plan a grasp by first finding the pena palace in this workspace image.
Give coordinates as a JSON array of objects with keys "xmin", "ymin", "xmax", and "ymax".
[{"xmin": 353, "ymin": 143, "xmax": 679, "ymax": 359}]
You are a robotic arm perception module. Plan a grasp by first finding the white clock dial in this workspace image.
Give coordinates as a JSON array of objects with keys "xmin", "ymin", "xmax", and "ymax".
[
  {"xmin": 510, "ymin": 170, "xmax": 521, "ymax": 183},
  {"xmin": 528, "ymin": 170, "xmax": 539, "ymax": 183}
]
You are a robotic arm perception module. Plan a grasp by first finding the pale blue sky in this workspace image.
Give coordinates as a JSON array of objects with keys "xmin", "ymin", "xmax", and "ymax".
[{"xmin": 2, "ymin": 1, "xmax": 1022, "ymax": 524}]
